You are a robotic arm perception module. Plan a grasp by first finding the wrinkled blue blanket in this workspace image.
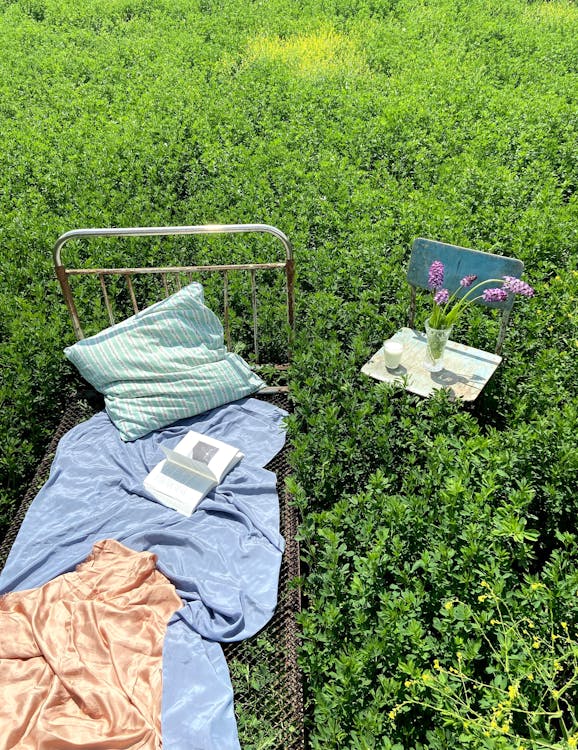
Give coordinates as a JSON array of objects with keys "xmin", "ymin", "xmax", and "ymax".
[{"xmin": 0, "ymin": 397, "xmax": 287, "ymax": 750}]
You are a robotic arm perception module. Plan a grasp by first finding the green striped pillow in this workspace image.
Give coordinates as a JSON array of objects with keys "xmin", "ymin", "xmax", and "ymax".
[{"xmin": 64, "ymin": 283, "xmax": 265, "ymax": 441}]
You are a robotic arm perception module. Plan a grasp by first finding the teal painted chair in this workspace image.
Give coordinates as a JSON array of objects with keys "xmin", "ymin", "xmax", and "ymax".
[
  {"xmin": 407, "ymin": 238, "xmax": 525, "ymax": 355},
  {"xmin": 362, "ymin": 238, "xmax": 526, "ymax": 400}
]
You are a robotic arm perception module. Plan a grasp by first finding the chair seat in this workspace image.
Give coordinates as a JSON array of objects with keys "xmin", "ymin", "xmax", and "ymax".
[{"xmin": 361, "ymin": 327, "xmax": 502, "ymax": 401}]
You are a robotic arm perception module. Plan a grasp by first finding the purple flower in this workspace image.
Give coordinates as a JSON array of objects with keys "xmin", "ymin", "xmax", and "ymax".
[
  {"xmin": 460, "ymin": 274, "xmax": 477, "ymax": 288},
  {"xmin": 434, "ymin": 289, "xmax": 449, "ymax": 305},
  {"xmin": 502, "ymin": 276, "xmax": 535, "ymax": 297},
  {"xmin": 482, "ymin": 287, "xmax": 509, "ymax": 303},
  {"xmin": 428, "ymin": 261, "xmax": 445, "ymax": 290}
]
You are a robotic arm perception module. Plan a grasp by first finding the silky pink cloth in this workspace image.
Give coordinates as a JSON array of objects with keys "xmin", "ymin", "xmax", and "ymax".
[{"xmin": 0, "ymin": 539, "xmax": 182, "ymax": 749}]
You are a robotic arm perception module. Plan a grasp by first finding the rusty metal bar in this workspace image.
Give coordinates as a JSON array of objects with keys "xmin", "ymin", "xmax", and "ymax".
[
  {"xmin": 286, "ymin": 257, "xmax": 295, "ymax": 343},
  {"xmin": 223, "ymin": 271, "xmax": 232, "ymax": 351},
  {"xmin": 54, "ymin": 225, "xmax": 293, "ymax": 267},
  {"xmin": 126, "ymin": 275, "xmax": 139, "ymax": 314},
  {"xmin": 99, "ymin": 274, "xmax": 115, "ymax": 326},
  {"xmin": 54, "ymin": 264, "xmax": 83, "ymax": 341},
  {"xmin": 66, "ymin": 262, "xmax": 286, "ymax": 275},
  {"xmin": 250, "ymin": 269, "xmax": 259, "ymax": 362},
  {"xmin": 161, "ymin": 273, "xmax": 169, "ymax": 297}
]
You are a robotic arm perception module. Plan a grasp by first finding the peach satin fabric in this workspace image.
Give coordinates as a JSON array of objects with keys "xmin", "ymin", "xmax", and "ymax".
[{"xmin": 0, "ymin": 539, "xmax": 182, "ymax": 749}]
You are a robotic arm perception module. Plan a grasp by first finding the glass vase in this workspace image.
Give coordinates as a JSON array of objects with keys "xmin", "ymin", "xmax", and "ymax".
[{"xmin": 424, "ymin": 317, "xmax": 452, "ymax": 372}]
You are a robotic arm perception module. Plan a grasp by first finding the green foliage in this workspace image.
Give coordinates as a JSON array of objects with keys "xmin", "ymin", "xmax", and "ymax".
[
  {"xmin": 395, "ymin": 582, "xmax": 578, "ymax": 748},
  {"xmin": 1, "ymin": 0, "xmax": 578, "ymax": 746}
]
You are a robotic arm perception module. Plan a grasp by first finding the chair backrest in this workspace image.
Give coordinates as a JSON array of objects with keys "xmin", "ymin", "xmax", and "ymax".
[{"xmin": 407, "ymin": 238, "xmax": 524, "ymax": 354}]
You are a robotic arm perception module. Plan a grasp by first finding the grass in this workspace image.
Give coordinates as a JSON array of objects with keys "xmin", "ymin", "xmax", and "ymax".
[{"xmin": 1, "ymin": 0, "xmax": 578, "ymax": 746}]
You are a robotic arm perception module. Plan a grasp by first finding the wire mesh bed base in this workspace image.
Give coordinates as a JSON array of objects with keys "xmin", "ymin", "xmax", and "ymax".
[{"xmin": 0, "ymin": 391, "xmax": 304, "ymax": 750}]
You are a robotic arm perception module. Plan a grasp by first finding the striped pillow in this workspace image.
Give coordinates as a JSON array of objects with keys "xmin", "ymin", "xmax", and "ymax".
[{"xmin": 64, "ymin": 283, "xmax": 265, "ymax": 441}]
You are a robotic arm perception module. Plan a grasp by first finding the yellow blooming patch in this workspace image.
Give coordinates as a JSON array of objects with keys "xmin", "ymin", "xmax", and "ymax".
[
  {"xmin": 527, "ymin": 0, "xmax": 578, "ymax": 25},
  {"xmin": 245, "ymin": 28, "xmax": 368, "ymax": 77}
]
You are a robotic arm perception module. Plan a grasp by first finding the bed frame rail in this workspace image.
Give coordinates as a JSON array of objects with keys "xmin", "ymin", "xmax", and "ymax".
[{"xmin": 54, "ymin": 224, "xmax": 295, "ymax": 364}]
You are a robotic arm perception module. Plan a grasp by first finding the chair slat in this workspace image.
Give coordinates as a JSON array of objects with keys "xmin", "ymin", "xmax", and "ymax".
[{"xmin": 408, "ymin": 238, "xmax": 524, "ymax": 310}]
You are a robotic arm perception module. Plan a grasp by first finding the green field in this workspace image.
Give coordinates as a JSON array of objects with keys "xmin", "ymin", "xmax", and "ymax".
[{"xmin": 1, "ymin": 0, "xmax": 578, "ymax": 746}]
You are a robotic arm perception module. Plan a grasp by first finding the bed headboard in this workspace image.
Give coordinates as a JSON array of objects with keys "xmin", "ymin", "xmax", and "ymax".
[{"xmin": 53, "ymin": 224, "xmax": 295, "ymax": 368}]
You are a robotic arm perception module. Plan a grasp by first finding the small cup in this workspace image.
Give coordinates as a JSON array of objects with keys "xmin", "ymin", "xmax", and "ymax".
[{"xmin": 383, "ymin": 340, "xmax": 403, "ymax": 370}]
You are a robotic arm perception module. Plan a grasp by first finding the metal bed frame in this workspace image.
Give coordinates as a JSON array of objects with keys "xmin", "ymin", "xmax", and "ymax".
[
  {"xmin": 1, "ymin": 224, "xmax": 304, "ymax": 749},
  {"xmin": 54, "ymin": 223, "xmax": 295, "ymax": 367}
]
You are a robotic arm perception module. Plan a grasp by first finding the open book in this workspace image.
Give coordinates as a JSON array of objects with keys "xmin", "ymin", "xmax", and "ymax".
[{"xmin": 143, "ymin": 431, "xmax": 244, "ymax": 516}]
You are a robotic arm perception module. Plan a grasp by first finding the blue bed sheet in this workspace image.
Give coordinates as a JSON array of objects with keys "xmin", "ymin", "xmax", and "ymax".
[{"xmin": 0, "ymin": 397, "xmax": 288, "ymax": 750}]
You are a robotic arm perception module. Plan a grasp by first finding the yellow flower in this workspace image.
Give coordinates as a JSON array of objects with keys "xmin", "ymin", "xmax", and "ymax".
[
  {"xmin": 478, "ymin": 594, "xmax": 488, "ymax": 602},
  {"xmin": 530, "ymin": 582, "xmax": 542, "ymax": 591},
  {"xmin": 404, "ymin": 679, "xmax": 413, "ymax": 687},
  {"xmin": 508, "ymin": 684, "xmax": 518, "ymax": 700},
  {"xmin": 527, "ymin": 673, "xmax": 534, "ymax": 681},
  {"xmin": 501, "ymin": 723, "xmax": 510, "ymax": 734},
  {"xmin": 490, "ymin": 618, "xmax": 499, "ymax": 625},
  {"xmin": 561, "ymin": 621, "xmax": 568, "ymax": 630},
  {"xmin": 457, "ymin": 651, "xmax": 462, "ymax": 661},
  {"xmin": 532, "ymin": 639, "xmax": 541, "ymax": 649},
  {"xmin": 568, "ymin": 737, "xmax": 577, "ymax": 748},
  {"xmin": 388, "ymin": 709, "xmax": 397, "ymax": 720},
  {"xmin": 444, "ymin": 600, "xmax": 454, "ymax": 611},
  {"xmin": 433, "ymin": 659, "xmax": 441, "ymax": 671}
]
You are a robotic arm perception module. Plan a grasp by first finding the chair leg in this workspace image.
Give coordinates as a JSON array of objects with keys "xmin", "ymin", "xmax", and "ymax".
[{"xmin": 408, "ymin": 287, "xmax": 417, "ymax": 328}]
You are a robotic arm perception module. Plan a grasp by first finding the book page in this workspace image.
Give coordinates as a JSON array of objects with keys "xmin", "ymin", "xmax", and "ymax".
[
  {"xmin": 144, "ymin": 458, "xmax": 216, "ymax": 516},
  {"xmin": 165, "ymin": 431, "xmax": 243, "ymax": 483},
  {"xmin": 162, "ymin": 443, "xmax": 218, "ymax": 482}
]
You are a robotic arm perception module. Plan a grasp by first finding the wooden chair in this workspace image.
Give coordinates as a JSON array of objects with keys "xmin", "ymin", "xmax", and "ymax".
[
  {"xmin": 362, "ymin": 238, "xmax": 525, "ymax": 401},
  {"xmin": 407, "ymin": 238, "xmax": 524, "ymax": 355}
]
